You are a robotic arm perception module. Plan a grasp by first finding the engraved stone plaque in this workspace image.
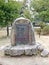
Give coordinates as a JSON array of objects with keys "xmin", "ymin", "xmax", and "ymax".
[{"xmin": 16, "ymin": 24, "xmax": 29, "ymax": 45}]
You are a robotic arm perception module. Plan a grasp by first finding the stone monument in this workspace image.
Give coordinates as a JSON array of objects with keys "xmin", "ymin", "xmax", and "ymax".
[
  {"xmin": 4, "ymin": 17, "xmax": 38, "ymax": 56},
  {"xmin": 11, "ymin": 17, "xmax": 35, "ymax": 46}
]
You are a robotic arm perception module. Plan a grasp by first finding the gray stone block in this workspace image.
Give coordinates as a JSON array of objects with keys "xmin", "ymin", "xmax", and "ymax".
[
  {"xmin": 36, "ymin": 42, "xmax": 44, "ymax": 52},
  {"xmin": 32, "ymin": 45, "xmax": 38, "ymax": 55},
  {"xmin": 37, "ymin": 45, "xmax": 44, "ymax": 52},
  {"xmin": 41, "ymin": 49, "xmax": 49, "ymax": 57},
  {"xmin": 24, "ymin": 46, "xmax": 32, "ymax": 55},
  {"xmin": 4, "ymin": 46, "xmax": 11, "ymax": 55},
  {"xmin": 10, "ymin": 46, "xmax": 24, "ymax": 56},
  {"xmin": 25, "ymin": 45, "xmax": 38, "ymax": 55}
]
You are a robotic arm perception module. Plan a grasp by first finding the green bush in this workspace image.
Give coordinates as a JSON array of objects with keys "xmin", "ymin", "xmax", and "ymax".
[
  {"xmin": 39, "ymin": 22, "xmax": 46, "ymax": 29},
  {"xmin": 42, "ymin": 25, "xmax": 49, "ymax": 35},
  {"xmin": 35, "ymin": 28, "xmax": 41, "ymax": 34}
]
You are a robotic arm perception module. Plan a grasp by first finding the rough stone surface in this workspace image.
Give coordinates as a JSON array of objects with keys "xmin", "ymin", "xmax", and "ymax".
[
  {"xmin": 4, "ymin": 45, "xmax": 11, "ymax": 55},
  {"xmin": 24, "ymin": 45, "xmax": 38, "ymax": 55},
  {"xmin": 38, "ymin": 46, "xmax": 44, "ymax": 52},
  {"xmin": 32, "ymin": 45, "xmax": 38, "ymax": 55},
  {"xmin": 41, "ymin": 49, "xmax": 49, "ymax": 57},
  {"xmin": 36, "ymin": 42, "xmax": 44, "ymax": 52},
  {"xmin": 10, "ymin": 46, "xmax": 24, "ymax": 56},
  {"xmin": 37, "ymin": 45, "xmax": 44, "ymax": 52},
  {"xmin": 4, "ymin": 44, "xmax": 38, "ymax": 56},
  {"xmin": 24, "ymin": 45, "xmax": 33, "ymax": 55}
]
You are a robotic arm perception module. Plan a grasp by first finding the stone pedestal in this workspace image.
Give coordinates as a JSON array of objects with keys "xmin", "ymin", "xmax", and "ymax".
[{"xmin": 4, "ymin": 44, "xmax": 38, "ymax": 56}]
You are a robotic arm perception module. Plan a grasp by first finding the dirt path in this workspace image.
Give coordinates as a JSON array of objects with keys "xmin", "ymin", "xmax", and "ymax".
[{"xmin": 0, "ymin": 56, "xmax": 49, "ymax": 65}]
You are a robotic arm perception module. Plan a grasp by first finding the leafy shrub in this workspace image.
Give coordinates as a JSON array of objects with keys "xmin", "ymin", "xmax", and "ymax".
[
  {"xmin": 35, "ymin": 28, "xmax": 41, "ymax": 34},
  {"xmin": 42, "ymin": 25, "xmax": 49, "ymax": 35},
  {"xmin": 39, "ymin": 22, "xmax": 46, "ymax": 29}
]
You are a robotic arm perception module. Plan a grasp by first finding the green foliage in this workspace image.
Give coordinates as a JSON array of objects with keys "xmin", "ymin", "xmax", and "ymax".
[
  {"xmin": 42, "ymin": 25, "xmax": 49, "ymax": 35},
  {"xmin": 0, "ymin": 0, "xmax": 22, "ymax": 27},
  {"xmin": 0, "ymin": 10, "xmax": 5, "ymax": 26},
  {"xmin": 39, "ymin": 22, "xmax": 46, "ymax": 29},
  {"xmin": 31, "ymin": 0, "xmax": 49, "ymax": 22},
  {"xmin": 35, "ymin": 25, "xmax": 49, "ymax": 35},
  {"xmin": 36, "ymin": 22, "xmax": 46, "ymax": 35},
  {"xmin": 23, "ymin": 9, "xmax": 32, "ymax": 21},
  {"xmin": 35, "ymin": 28, "xmax": 41, "ymax": 34},
  {"xmin": 19, "ymin": 0, "xmax": 33, "ymax": 22},
  {"xmin": 31, "ymin": 0, "xmax": 49, "ymax": 12},
  {"xmin": 39, "ymin": 10, "xmax": 49, "ymax": 22}
]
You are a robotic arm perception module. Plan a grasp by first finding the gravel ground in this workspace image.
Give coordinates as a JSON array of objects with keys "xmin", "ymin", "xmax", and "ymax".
[{"xmin": 0, "ymin": 56, "xmax": 49, "ymax": 65}]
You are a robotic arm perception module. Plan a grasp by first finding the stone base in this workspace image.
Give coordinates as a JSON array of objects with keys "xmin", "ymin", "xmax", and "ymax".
[{"xmin": 4, "ymin": 44, "xmax": 38, "ymax": 56}]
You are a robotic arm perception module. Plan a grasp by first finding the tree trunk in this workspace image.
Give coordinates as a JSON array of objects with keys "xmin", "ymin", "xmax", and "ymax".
[{"xmin": 7, "ymin": 25, "xmax": 9, "ymax": 36}]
